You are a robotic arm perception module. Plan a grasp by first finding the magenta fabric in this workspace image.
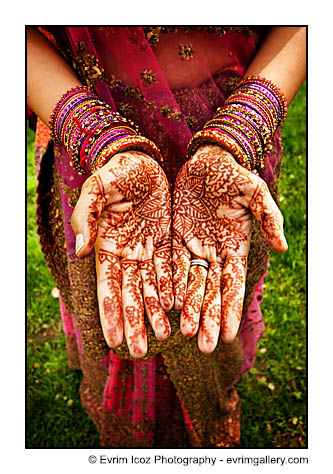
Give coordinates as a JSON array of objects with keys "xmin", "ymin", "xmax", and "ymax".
[
  {"xmin": 59, "ymin": 295, "xmax": 75, "ymax": 338},
  {"xmin": 64, "ymin": 27, "xmax": 256, "ymax": 155},
  {"xmin": 47, "ymin": 27, "xmax": 281, "ymax": 441},
  {"xmin": 59, "ymin": 294, "xmax": 84, "ymax": 354}
]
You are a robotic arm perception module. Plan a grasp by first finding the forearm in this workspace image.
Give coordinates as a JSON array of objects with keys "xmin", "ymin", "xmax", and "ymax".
[
  {"xmin": 27, "ymin": 27, "xmax": 81, "ymax": 125},
  {"xmin": 245, "ymin": 26, "xmax": 306, "ymax": 104},
  {"xmin": 188, "ymin": 27, "xmax": 306, "ymax": 171}
]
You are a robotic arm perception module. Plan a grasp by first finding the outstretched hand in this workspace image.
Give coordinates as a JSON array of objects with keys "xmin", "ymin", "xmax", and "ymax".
[
  {"xmin": 172, "ymin": 144, "xmax": 288, "ymax": 353},
  {"xmin": 71, "ymin": 151, "xmax": 173, "ymax": 358}
]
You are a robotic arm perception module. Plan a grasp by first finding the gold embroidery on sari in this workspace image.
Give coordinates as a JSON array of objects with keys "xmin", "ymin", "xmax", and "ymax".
[
  {"xmin": 69, "ymin": 42, "xmax": 196, "ymax": 128},
  {"xmin": 56, "ymin": 172, "xmax": 81, "ymax": 208},
  {"xmin": 71, "ymin": 41, "xmax": 104, "ymax": 89},
  {"xmin": 140, "ymin": 69, "xmax": 157, "ymax": 85},
  {"xmin": 142, "ymin": 26, "xmax": 255, "ymax": 45},
  {"xmin": 178, "ymin": 44, "xmax": 194, "ymax": 60},
  {"xmin": 119, "ymin": 102, "xmax": 134, "ymax": 117}
]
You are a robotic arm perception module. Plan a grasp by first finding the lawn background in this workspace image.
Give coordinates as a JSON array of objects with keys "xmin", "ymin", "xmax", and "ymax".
[{"xmin": 27, "ymin": 80, "xmax": 306, "ymax": 448}]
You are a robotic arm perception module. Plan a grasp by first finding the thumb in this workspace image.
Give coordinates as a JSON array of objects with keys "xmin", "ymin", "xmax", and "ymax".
[
  {"xmin": 71, "ymin": 174, "xmax": 106, "ymax": 257},
  {"xmin": 249, "ymin": 180, "xmax": 288, "ymax": 253}
]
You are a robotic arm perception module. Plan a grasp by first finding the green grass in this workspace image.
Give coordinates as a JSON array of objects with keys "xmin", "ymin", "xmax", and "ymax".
[
  {"xmin": 26, "ymin": 81, "xmax": 306, "ymax": 448},
  {"xmin": 237, "ymin": 81, "xmax": 306, "ymax": 448},
  {"xmin": 26, "ymin": 127, "xmax": 100, "ymax": 448}
]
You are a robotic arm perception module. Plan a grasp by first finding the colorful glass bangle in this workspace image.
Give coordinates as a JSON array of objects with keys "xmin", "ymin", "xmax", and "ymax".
[
  {"xmin": 49, "ymin": 86, "xmax": 94, "ymax": 142},
  {"xmin": 92, "ymin": 135, "xmax": 164, "ymax": 173},
  {"xmin": 235, "ymin": 87, "xmax": 281, "ymax": 126},
  {"xmin": 205, "ymin": 115, "xmax": 264, "ymax": 158},
  {"xmin": 237, "ymin": 75, "xmax": 288, "ymax": 124},
  {"xmin": 86, "ymin": 127, "xmax": 138, "ymax": 172},
  {"xmin": 207, "ymin": 123, "xmax": 257, "ymax": 168},
  {"xmin": 188, "ymin": 76, "xmax": 288, "ymax": 172},
  {"xmin": 239, "ymin": 83, "xmax": 282, "ymax": 119},
  {"xmin": 188, "ymin": 129, "xmax": 252, "ymax": 171},
  {"xmin": 224, "ymin": 94, "xmax": 275, "ymax": 133},
  {"xmin": 88, "ymin": 131, "xmax": 135, "ymax": 174},
  {"xmin": 49, "ymin": 86, "xmax": 162, "ymax": 175}
]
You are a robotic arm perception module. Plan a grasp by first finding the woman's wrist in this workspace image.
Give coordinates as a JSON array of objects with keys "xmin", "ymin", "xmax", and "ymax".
[
  {"xmin": 49, "ymin": 86, "xmax": 163, "ymax": 174},
  {"xmin": 187, "ymin": 75, "xmax": 288, "ymax": 173}
]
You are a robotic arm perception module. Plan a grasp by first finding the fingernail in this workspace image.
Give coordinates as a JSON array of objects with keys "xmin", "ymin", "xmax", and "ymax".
[
  {"xmin": 281, "ymin": 233, "xmax": 288, "ymax": 250},
  {"xmin": 75, "ymin": 234, "xmax": 84, "ymax": 255}
]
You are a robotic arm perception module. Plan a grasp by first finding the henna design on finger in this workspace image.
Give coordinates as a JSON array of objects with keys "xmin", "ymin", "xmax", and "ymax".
[
  {"xmin": 154, "ymin": 247, "xmax": 172, "ymax": 272},
  {"xmin": 155, "ymin": 271, "xmax": 172, "ymax": 292},
  {"xmin": 121, "ymin": 260, "xmax": 147, "ymax": 357},
  {"xmin": 98, "ymin": 249, "xmax": 122, "ymax": 283},
  {"xmin": 181, "ymin": 266, "xmax": 207, "ymax": 337},
  {"xmin": 172, "ymin": 246, "xmax": 191, "ymax": 307},
  {"xmin": 103, "ymin": 296, "xmax": 123, "ymax": 347},
  {"xmin": 144, "ymin": 296, "xmax": 171, "ymax": 339},
  {"xmin": 157, "ymin": 277, "xmax": 173, "ymax": 310},
  {"xmin": 139, "ymin": 259, "xmax": 171, "ymax": 339},
  {"xmin": 154, "ymin": 247, "xmax": 174, "ymax": 309},
  {"xmin": 221, "ymin": 256, "xmax": 247, "ymax": 342},
  {"xmin": 98, "ymin": 249, "xmax": 123, "ymax": 347},
  {"xmin": 138, "ymin": 259, "xmax": 157, "ymax": 286},
  {"xmin": 124, "ymin": 305, "xmax": 146, "ymax": 356},
  {"xmin": 199, "ymin": 262, "xmax": 222, "ymax": 349}
]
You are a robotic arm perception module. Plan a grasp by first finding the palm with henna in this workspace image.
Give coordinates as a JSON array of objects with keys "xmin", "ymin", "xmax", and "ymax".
[
  {"xmin": 172, "ymin": 144, "xmax": 288, "ymax": 353},
  {"xmin": 71, "ymin": 151, "xmax": 173, "ymax": 358}
]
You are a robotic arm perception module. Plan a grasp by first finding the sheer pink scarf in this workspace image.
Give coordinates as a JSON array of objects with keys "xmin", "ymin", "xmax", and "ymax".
[{"xmin": 49, "ymin": 26, "xmax": 279, "ymax": 442}]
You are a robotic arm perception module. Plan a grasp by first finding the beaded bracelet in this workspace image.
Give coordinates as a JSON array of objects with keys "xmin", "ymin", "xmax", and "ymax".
[
  {"xmin": 237, "ymin": 75, "xmax": 288, "ymax": 124},
  {"xmin": 188, "ymin": 129, "xmax": 252, "ymax": 171},
  {"xmin": 205, "ymin": 115, "xmax": 264, "ymax": 162},
  {"xmin": 91, "ymin": 136, "xmax": 164, "ymax": 174},
  {"xmin": 49, "ymin": 86, "xmax": 163, "ymax": 174},
  {"xmin": 187, "ymin": 75, "xmax": 288, "ymax": 172}
]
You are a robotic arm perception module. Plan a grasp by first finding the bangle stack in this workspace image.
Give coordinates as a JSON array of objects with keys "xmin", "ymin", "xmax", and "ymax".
[
  {"xmin": 49, "ymin": 86, "xmax": 163, "ymax": 174},
  {"xmin": 187, "ymin": 76, "xmax": 288, "ymax": 172}
]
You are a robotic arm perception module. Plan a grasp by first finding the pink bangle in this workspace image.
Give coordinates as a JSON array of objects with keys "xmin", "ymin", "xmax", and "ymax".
[{"xmin": 49, "ymin": 86, "xmax": 163, "ymax": 174}]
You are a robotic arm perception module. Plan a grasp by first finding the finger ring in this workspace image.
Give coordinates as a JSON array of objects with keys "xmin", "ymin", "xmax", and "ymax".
[{"xmin": 190, "ymin": 259, "xmax": 209, "ymax": 270}]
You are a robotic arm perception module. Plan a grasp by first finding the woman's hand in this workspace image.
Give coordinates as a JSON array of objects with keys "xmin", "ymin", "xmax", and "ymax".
[
  {"xmin": 172, "ymin": 144, "xmax": 287, "ymax": 353},
  {"xmin": 71, "ymin": 151, "xmax": 173, "ymax": 358}
]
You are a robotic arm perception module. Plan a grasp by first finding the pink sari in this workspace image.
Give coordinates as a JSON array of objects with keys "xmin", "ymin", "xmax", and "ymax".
[{"xmin": 33, "ymin": 26, "xmax": 282, "ymax": 447}]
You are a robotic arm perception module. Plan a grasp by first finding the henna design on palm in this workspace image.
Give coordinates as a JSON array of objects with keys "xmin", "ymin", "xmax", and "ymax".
[
  {"xmin": 71, "ymin": 151, "xmax": 173, "ymax": 358},
  {"xmin": 172, "ymin": 144, "xmax": 287, "ymax": 352}
]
